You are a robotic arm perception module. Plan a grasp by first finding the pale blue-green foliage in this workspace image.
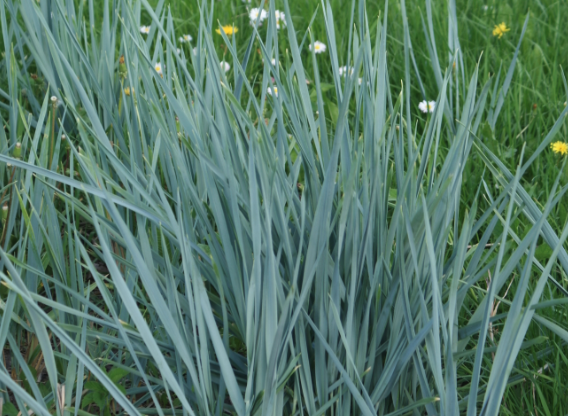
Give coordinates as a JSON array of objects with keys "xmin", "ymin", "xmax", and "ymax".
[{"xmin": 0, "ymin": 0, "xmax": 567, "ymax": 415}]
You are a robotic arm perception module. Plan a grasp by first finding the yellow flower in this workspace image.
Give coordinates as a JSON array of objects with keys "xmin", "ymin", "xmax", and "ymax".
[
  {"xmin": 216, "ymin": 25, "xmax": 238, "ymax": 35},
  {"xmin": 551, "ymin": 141, "xmax": 568, "ymax": 156},
  {"xmin": 492, "ymin": 22, "xmax": 510, "ymax": 39},
  {"xmin": 124, "ymin": 87, "xmax": 134, "ymax": 96}
]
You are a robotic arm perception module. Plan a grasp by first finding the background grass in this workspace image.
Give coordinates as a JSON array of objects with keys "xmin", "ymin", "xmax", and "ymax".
[
  {"xmin": 0, "ymin": 0, "xmax": 567, "ymax": 414},
  {"xmin": 134, "ymin": 0, "xmax": 568, "ymax": 229}
]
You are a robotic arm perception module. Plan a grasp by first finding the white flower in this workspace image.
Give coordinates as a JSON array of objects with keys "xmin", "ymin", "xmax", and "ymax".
[
  {"xmin": 140, "ymin": 25, "xmax": 150, "ymax": 35},
  {"xmin": 179, "ymin": 34, "xmax": 192, "ymax": 43},
  {"xmin": 267, "ymin": 86, "xmax": 278, "ymax": 97},
  {"xmin": 418, "ymin": 100, "xmax": 436, "ymax": 113},
  {"xmin": 482, "ymin": 5, "xmax": 489, "ymax": 11},
  {"xmin": 154, "ymin": 62, "xmax": 163, "ymax": 75},
  {"xmin": 275, "ymin": 10, "xmax": 286, "ymax": 28},
  {"xmin": 271, "ymin": 58, "xmax": 277, "ymax": 66},
  {"xmin": 220, "ymin": 61, "xmax": 230, "ymax": 72},
  {"xmin": 193, "ymin": 47, "xmax": 198, "ymax": 55},
  {"xmin": 176, "ymin": 48, "xmax": 181, "ymax": 55},
  {"xmin": 338, "ymin": 66, "xmax": 354, "ymax": 77},
  {"xmin": 357, "ymin": 78, "xmax": 362, "ymax": 85},
  {"xmin": 249, "ymin": 8, "xmax": 268, "ymax": 25},
  {"xmin": 309, "ymin": 41, "xmax": 326, "ymax": 54},
  {"xmin": 51, "ymin": 96, "xmax": 63, "ymax": 108}
]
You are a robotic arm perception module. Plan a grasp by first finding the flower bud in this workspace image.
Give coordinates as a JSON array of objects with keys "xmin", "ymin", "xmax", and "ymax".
[
  {"xmin": 13, "ymin": 142, "xmax": 21, "ymax": 158},
  {"xmin": 61, "ymin": 134, "xmax": 69, "ymax": 149},
  {"xmin": 1, "ymin": 204, "xmax": 8, "ymax": 221},
  {"xmin": 119, "ymin": 55, "xmax": 127, "ymax": 79}
]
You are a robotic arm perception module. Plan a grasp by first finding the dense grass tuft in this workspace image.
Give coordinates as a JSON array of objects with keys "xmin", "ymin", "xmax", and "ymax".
[{"xmin": 0, "ymin": 0, "xmax": 567, "ymax": 415}]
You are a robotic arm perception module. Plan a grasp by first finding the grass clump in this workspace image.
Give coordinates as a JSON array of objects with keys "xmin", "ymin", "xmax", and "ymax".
[{"xmin": 0, "ymin": 0, "xmax": 567, "ymax": 415}]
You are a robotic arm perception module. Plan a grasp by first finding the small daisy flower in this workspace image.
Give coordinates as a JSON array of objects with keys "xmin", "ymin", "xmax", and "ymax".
[
  {"xmin": 309, "ymin": 41, "xmax": 326, "ymax": 54},
  {"xmin": 154, "ymin": 62, "xmax": 163, "ymax": 76},
  {"xmin": 338, "ymin": 66, "xmax": 354, "ymax": 77},
  {"xmin": 140, "ymin": 25, "xmax": 150, "ymax": 35},
  {"xmin": 216, "ymin": 25, "xmax": 238, "ymax": 35},
  {"xmin": 179, "ymin": 34, "xmax": 192, "ymax": 43},
  {"xmin": 492, "ymin": 22, "xmax": 510, "ymax": 39},
  {"xmin": 418, "ymin": 100, "xmax": 436, "ymax": 113},
  {"xmin": 551, "ymin": 141, "xmax": 568, "ymax": 156},
  {"xmin": 275, "ymin": 10, "xmax": 286, "ymax": 28},
  {"xmin": 220, "ymin": 61, "xmax": 230, "ymax": 72},
  {"xmin": 267, "ymin": 86, "xmax": 278, "ymax": 97},
  {"xmin": 249, "ymin": 8, "xmax": 268, "ymax": 25}
]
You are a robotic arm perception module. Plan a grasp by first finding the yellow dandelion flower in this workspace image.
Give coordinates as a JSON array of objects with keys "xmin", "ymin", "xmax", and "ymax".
[
  {"xmin": 492, "ymin": 22, "xmax": 510, "ymax": 39},
  {"xmin": 551, "ymin": 141, "xmax": 568, "ymax": 156},
  {"xmin": 216, "ymin": 25, "xmax": 238, "ymax": 35}
]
